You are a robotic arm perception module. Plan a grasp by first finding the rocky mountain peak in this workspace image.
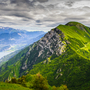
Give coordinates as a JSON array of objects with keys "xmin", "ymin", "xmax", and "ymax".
[{"xmin": 20, "ymin": 28, "xmax": 67, "ymax": 75}]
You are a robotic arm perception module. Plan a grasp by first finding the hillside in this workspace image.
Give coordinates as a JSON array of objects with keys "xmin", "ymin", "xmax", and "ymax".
[
  {"xmin": 0, "ymin": 21, "xmax": 90, "ymax": 90},
  {"xmin": 0, "ymin": 82, "xmax": 32, "ymax": 90}
]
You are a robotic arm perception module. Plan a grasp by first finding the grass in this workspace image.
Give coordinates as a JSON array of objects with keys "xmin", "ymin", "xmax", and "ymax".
[
  {"xmin": 0, "ymin": 82, "xmax": 32, "ymax": 90},
  {"xmin": 57, "ymin": 23, "xmax": 90, "ymax": 60}
]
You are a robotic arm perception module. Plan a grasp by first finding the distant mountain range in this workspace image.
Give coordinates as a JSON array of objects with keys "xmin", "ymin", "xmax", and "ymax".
[{"xmin": 0, "ymin": 26, "xmax": 46, "ymax": 60}]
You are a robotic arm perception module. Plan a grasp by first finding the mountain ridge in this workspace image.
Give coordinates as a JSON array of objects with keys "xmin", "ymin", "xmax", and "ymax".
[{"xmin": 0, "ymin": 21, "xmax": 90, "ymax": 90}]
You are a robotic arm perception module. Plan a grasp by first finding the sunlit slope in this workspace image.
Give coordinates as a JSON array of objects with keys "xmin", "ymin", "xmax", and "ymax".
[
  {"xmin": 57, "ymin": 22, "xmax": 90, "ymax": 59},
  {"xmin": 0, "ymin": 82, "xmax": 32, "ymax": 90}
]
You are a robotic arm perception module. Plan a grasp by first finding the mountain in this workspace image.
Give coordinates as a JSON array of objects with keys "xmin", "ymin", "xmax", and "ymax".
[
  {"xmin": 0, "ymin": 26, "xmax": 45, "ymax": 60},
  {"xmin": 0, "ymin": 22, "xmax": 90, "ymax": 90},
  {"xmin": 0, "ymin": 27, "xmax": 45, "ymax": 45},
  {"xmin": 0, "ymin": 26, "xmax": 45, "ymax": 50}
]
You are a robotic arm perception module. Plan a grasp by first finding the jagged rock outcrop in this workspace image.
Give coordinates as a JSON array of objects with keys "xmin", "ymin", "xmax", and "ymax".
[{"xmin": 20, "ymin": 28, "xmax": 67, "ymax": 75}]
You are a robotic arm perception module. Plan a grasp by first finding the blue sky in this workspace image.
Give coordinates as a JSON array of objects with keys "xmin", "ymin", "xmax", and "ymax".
[{"xmin": 0, "ymin": 0, "xmax": 90, "ymax": 32}]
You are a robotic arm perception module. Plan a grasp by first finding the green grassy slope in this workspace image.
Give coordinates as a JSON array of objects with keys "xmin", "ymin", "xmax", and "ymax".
[
  {"xmin": 28, "ymin": 22, "xmax": 90, "ymax": 90},
  {"xmin": 0, "ymin": 82, "xmax": 32, "ymax": 90},
  {"xmin": 0, "ymin": 21, "xmax": 90, "ymax": 90},
  {"xmin": 29, "ymin": 46, "xmax": 90, "ymax": 90},
  {"xmin": 57, "ymin": 22, "xmax": 90, "ymax": 59},
  {"xmin": 0, "ymin": 42, "xmax": 38, "ymax": 81},
  {"xmin": 0, "ymin": 73, "xmax": 68, "ymax": 90}
]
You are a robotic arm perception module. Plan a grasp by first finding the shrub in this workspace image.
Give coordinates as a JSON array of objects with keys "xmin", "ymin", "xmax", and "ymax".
[
  {"xmin": 32, "ymin": 73, "xmax": 49, "ymax": 90},
  {"xmin": 11, "ymin": 77, "xmax": 17, "ymax": 83},
  {"xmin": 58, "ymin": 85, "xmax": 68, "ymax": 90}
]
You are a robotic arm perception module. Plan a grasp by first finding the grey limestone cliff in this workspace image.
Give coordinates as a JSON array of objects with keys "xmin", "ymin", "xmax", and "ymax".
[{"xmin": 20, "ymin": 28, "xmax": 67, "ymax": 76}]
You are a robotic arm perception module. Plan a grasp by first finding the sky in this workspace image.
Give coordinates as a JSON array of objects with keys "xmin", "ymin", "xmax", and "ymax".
[{"xmin": 0, "ymin": 0, "xmax": 90, "ymax": 32}]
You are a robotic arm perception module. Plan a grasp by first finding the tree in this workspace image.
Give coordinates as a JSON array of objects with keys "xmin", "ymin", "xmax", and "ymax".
[
  {"xmin": 17, "ymin": 75, "xmax": 26, "ymax": 87},
  {"xmin": 11, "ymin": 77, "xmax": 17, "ymax": 83},
  {"xmin": 57, "ymin": 85, "xmax": 68, "ymax": 90},
  {"xmin": 32, "ymin": 73, "xmax": 49, "ymax": 90},
  {"xmin": 52, "ymin": 86, "xmax": 58, "ymax": 90}
]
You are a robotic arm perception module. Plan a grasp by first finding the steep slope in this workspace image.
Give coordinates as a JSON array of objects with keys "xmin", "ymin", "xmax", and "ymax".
[
  {"xmin": 0, "ymin": 21, "xmax": 90, "ymax": 90},
  {"xmin": 0, "ymin": 28, "xmax": 66, "ymax": 80},
  {"xmin": 28, "ymin": 22, "xmax": 90, "ymax": 90}
]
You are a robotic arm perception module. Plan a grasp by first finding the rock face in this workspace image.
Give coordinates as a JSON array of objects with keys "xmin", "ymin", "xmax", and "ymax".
[
  {"xmin": 0, "ymin": 27, "xmax": 68, "ymax": 80},
  {"xmin": 35, "ymin": 28, "xmax": 65, "ymax": 57},
  {"xmin": 20, "ymin": 28, "xmax": 67, "ymax": 75}
]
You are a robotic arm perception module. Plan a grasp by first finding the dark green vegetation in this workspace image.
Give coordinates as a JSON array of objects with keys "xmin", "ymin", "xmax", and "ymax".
[
  {"xmin": 3, "ymin": 73, "xmax": 68, "ymax": 90},
  {"xmin": 0, "ymin": 21, "xmax": 90, "ymax": 90}
]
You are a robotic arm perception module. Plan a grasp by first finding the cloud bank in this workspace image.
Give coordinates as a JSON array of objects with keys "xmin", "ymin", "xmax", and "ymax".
[{"xmin": 0, "ymin": 0, "xmax": 90, "ymax": 31}]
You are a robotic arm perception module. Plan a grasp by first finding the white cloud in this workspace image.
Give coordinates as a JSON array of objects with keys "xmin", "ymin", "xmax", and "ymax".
[{"xmin": 72, "ymin": 1, "xmax": 90, "ymax": 8}]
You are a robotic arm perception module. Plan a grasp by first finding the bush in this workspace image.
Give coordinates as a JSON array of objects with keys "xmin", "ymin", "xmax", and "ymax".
[
  {"xmin": 52, "ymin": 86, "xmax": 58, "ymax": 90},
  {"xmin": 58, "ymin": 85, "xmax": 68, "ymax": 90},
  {"xmin": 11, "ymin": 77, "xmax": 17, "ymax": 83},
  {"xmin": 32, "ymin": 73, "xmax": 49, "ymax": 90},
  {"xmin": 17, "ymin": 75, "xmax": 26, "ymax": 87}
]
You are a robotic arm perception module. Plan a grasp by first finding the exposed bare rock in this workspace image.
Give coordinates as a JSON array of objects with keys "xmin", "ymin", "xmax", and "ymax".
[{"xmin": 20, "ymin": 28, "xmax": 68, "ymax": 75}]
